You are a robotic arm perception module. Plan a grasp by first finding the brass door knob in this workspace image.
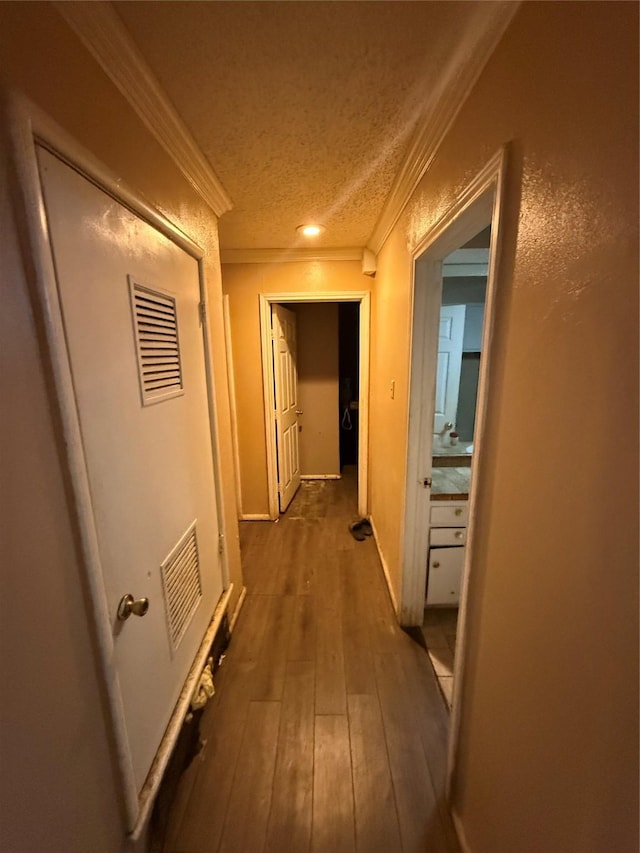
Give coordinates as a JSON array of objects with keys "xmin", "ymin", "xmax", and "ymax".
[{"xmin": 117, "ymin": 594, "xmax": 150, "ymax": 621}]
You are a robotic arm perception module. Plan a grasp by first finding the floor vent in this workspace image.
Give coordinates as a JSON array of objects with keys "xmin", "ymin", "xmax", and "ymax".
[
  {"xmin": 129, "ymin": 277, "xmax": 183, "ymax": 405},
  {"xmin": 161, "ymin": 521, "xmax": 202, "ymax": 650}
]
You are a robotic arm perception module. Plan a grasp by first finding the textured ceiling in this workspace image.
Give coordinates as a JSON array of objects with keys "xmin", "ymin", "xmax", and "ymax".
[{"xmin": 113, "ymin": 1, "xmax": 502, "ymax": 251}]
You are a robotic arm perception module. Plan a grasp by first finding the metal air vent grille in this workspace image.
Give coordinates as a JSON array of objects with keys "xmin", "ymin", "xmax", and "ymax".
[
  {"xmin": 130, "ymin": 278, "xmax": 183, "ymax": 405},
  {"xmin": 160, "ymin": 521, "xmax": 202, "ymax": 650}
]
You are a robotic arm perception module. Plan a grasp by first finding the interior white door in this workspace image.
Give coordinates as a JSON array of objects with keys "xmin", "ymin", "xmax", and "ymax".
[
  {"xmin": 433, "ymin": 305, "xmax": 466, "ymax": 442},
  {"xmin": 37, "ymin": 147, "xmax": 223, "ymax": 797},
  {"xmin": 272, "ymin": 304, "xmax": 301, "ymax": 511}
]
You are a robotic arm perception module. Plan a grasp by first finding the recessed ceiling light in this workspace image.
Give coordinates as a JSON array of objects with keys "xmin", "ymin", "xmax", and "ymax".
[{"xmin": 296, "ymin": 224, "xmax": 325, "ymax": 238}]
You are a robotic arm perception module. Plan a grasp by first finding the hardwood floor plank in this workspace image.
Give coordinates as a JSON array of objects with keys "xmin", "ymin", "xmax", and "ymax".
[
  {"xmin": 250, "ymin": 522, "xmax": 290, "ymax": 594},
  {"xmin": 314, "ymin": 549, "xmax": 347, "ymax": 715},
  {"xmin": 312, "ymin": 714, "xmax": 355, "ymax": 853},
  {"xmin": 264, "ymin": 660, "xmax": 315, "ymax": 853},
  {"xmin": 288, "ymin": 593, "xmax": 317, "ymax": 662},
  {"xmin": 374, "ymin": 652, "xmax": 451, "ymax": 853},
  {"xmin": 248, "ymin": 594, "xmax": 296, "ymax": 701},
  {"xmin": 315, "ymin": 600, "xmax": 347, "ymax": 715},
  {"xmin": 218, "ymin": 701, "xmax": 281, "ymax": 853},
  {"xmin": 296, "ymin": 518, "xmax": 321, "ymax": 595},
  {"xmin": 399, "ymin": 644, "xmax": 461, "ymax": 851},
  {"xmin": 239, "ymin": 521, "xmax": 273, "ymax": 587},
  {"xmin": 348, "ymin": 694, "xmax": 402, "ymax": 852},
  {"xmin": 230, "ymin": 593, "xmax": 275, "ymax": 662},
  {"xmin": 278, "ymin": 519, "xmax": 307, "ymax": 595},
  {"xmin": 340, "ymin": 552, "xmax": 376, "ymax": 695}
]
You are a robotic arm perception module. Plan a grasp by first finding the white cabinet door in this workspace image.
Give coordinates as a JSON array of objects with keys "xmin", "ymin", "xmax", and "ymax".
[
  {"xmin": 272, "ymin": 304, "xmax": 301, "ymax": 511},
  {"xmin": 426, "ymin": 547, "xmax": 464, "ymax": 605},
  {"xmin": 37, "ymin": 147, "xmax": 223, "ymax": 806}
]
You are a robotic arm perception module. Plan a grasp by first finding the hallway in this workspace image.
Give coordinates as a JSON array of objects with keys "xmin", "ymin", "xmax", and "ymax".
[{"xmin": 162, "ymin": 471, "xmax": 459, "ymax": 852}]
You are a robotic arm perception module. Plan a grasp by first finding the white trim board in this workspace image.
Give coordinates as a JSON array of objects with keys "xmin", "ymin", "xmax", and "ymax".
[
  {"xmin": 367, "ymin": 2, "xmax": 518, "ymax": 255},
  {"xmin": 229, "ymin": 585, "xmax": 247, "ymax": 633},
  {"xmin": 259, "ymin": 291, "xmax": 370, "ymax": 520},
  {"xmin": 223, "ymin": 294, "xmax": 243, "ymax": 517},
  {"xmin": 301, "ymin": 474, "xmax": 341, "ymax": 481},
  {"xmin": 4, "ymin": 94, "xmax": 233, "ymax": 838},
  {"xmin": 369, "ymin": 516, "xmax": 399, "ymax": 616},
  {"xmin": 399, "ymin": 146, "xmax": 509, "ymax": 810},
  {"xmin": 54, "ymin": 1, "xmax": 232, "ymax": 217}
]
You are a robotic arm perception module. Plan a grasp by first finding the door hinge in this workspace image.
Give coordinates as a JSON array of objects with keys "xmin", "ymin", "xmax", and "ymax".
[
  {"xmin": 218, "ymin": 533, "xmax": 224, "ymax": 555},
  {"xmin": 199, "ymin": 301, "xmax": 207, "ymax": 325},
  {"xmin": 422, "ymin": 477, "xmax": 432, "ymax": 488}
]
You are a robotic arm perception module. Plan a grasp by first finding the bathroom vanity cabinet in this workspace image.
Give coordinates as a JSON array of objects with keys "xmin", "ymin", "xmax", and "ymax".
[{"xmin": 426, "ymin": 500, "xmax": 468, "ymax": 605}]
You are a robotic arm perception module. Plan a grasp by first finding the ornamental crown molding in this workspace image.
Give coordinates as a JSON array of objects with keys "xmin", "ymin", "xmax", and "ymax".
[
  {"xmin": 55, "ymin": 0, "xmax": 232, "ymax": 218},
  {"xmin": 367, "ymin": 1, "xmax": 519, "ymax": 255},
  {"xmin": 220, "ymin": 247, "xmax": 363, "ymax": 265}
]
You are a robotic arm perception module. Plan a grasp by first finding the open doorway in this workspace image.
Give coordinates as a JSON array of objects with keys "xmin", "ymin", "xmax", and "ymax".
[
  {"xmin": 339, "ymin": 303, "xmax": 360, "ymax": 471},
  {"xmin": 423, "ymin": 228, "xmax": 490, "ymax": 706},
  {"xmin": 400, "ymin": 148, "xmax": 507, "ymax": 791},
  {"xmin": 292, "ymin": 302, "xmax": 360, "ymax": 480},
  {"xmin": 259, "ymin": 291, "xmax": 370, "ymax": 521}
]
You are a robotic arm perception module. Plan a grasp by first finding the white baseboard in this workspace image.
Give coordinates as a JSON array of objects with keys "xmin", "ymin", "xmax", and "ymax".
[
  {"xmin": 300, "ymin": 474, "xmax": 341, "ymax": 480},
  {"xmin": 239, "ymin": 513, "xmax": 272, "ymax": 521},
  {"xmin": 452, "ymin": 808, "xmax": 472, "ymax": 852},
  {"xmin": 229, "ymin": 585, "xmax": 247, "ymax": 633},
  {"xmin": 368, "ymin": 516, "xmax": 399, "ymax": 615}
]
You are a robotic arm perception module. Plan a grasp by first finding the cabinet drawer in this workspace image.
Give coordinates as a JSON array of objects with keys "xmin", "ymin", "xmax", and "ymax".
[
  {"xmin": 430, "ymin": 527, "xmax": 466, "ymax": 547},
  {"xmin": 430, "ymin": 504, "xmax": 468, "ymax": 526},
  {"xmin": 427, "ymin": 546, "xmax": 464, "ymax": 605}
]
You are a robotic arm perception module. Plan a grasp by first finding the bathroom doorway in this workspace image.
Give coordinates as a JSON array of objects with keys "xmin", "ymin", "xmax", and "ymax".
[{"xmin": 399, "ymin": 148, "xmax": 507, "ymax": 791}]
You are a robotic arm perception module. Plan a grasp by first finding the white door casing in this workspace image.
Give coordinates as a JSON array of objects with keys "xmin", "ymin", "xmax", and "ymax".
[
  {"xmin": 400, "ymin": 147, "xmax": 507, "ymax": 806},
  {"xmin": 258, "ymin": 292, "xmax": 370, "ymax": 521},
  {"xmin": 37, "ymin": 149, "xmax": 224, "ymax": 800},
  {"xmin": 434, "ymin": 304, "xmax": 466, "ymax": 440},
  {"xmin": 272, "ymin": 304, "xmax": 301, "ymax": 511}
]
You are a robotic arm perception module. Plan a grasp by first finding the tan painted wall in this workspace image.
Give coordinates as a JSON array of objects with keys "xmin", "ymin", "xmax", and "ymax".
[
  {"xmin": 295, "ymin": 303, "xmax": 340, "ymax": 477},
  {"xmin": 370, "ymin": 3, "xmax": 638, "ymax": 851},
  {"xmin": 0, "ymin": 3, "xmax": 242, "ymax": 850},
  {"xmin": 222, "ymin": 261, "xmax": 369, "ymax": 515}
]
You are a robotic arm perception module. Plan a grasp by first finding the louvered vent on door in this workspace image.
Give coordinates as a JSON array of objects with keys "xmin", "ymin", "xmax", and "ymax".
[
  {"xmin": 160, "ymin": 521, "xmax": 202, "ymax": 650},
  {"xmin": 129, "ymin": 277, "xmax": 183, "ymax": 405}
]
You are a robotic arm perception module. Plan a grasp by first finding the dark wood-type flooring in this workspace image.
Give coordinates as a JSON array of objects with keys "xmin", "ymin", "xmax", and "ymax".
[{"xmin": 163, "ymin": 469, "xmax": 460, "ymax": 853}]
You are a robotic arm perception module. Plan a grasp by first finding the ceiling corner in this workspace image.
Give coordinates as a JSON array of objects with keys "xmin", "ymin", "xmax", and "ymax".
[
  {"xmin": 367, "ymin": 1, "xmax": 520, "ymax": 255},
  {"xmin": 54, "ymin": 0, "xmax": 233, "ymax": 217}
]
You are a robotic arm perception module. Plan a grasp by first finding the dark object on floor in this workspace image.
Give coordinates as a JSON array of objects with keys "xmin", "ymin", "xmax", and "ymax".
[
  {"xmin": 349, "ymin": 518, "xmax": 372, "ymax": 541},
  {"xmin": 403, "ymin": 625, "xmax": 428, "ymax": 652}
]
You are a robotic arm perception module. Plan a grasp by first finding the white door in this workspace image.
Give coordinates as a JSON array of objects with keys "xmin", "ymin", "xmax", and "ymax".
[
  {"xmin": 37, "ymin": 148, "xmax": 223, "ymax": 800},
  {"xmin": 433, "ymin": 305, "xmax": 466, "ymax": 442},
  {"xmin": 272, "ymin": 304, "xmax": 301, "ymax": 511}
]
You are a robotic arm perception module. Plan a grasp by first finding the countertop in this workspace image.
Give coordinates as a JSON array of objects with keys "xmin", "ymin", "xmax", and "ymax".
[{"xmin": 431, "ymin": 466, "xmax": 471, "ymax": 500}]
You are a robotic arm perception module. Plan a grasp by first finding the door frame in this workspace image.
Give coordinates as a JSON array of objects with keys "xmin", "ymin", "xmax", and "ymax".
[
  {"xmin": 400, "ymin": 147, "xmax": 508, "ymax": 790},
  {"xmin": 259, "ymin": 291, "xmax": 370, "ymax": 519},
  {"xmin": 5, "ymin": 95, "xmax": 233, "ymax": 837}
]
